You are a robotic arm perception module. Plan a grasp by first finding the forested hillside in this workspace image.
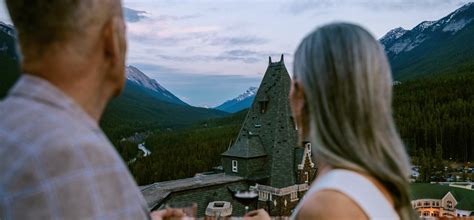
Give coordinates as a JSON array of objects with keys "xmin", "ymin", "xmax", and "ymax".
[
  {"xmin": 393, "ymin": 68, "xmax": 474, "ymax": 163},
  {"xmin": 126, "ymin": 110, "xmax": 248, "ymax": 185},
  {"xmin": 101, "ymin": 81, "xmax": 228, "ymax": 143}
]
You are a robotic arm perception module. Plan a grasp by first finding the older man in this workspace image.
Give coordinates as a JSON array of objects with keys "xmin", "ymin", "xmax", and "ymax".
[{"xmin": 0, "ymin": 1, "xmax": 176, "ymax": 219}]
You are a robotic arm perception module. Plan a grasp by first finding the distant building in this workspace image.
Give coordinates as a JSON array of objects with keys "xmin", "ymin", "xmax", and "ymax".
[
  {"xmin": 411, "ymin": 183, "xmax": 474, "ymax": 218},
  {"xmin": 141, "ymin": 55, "xmax": 317, "ymax": 217}
]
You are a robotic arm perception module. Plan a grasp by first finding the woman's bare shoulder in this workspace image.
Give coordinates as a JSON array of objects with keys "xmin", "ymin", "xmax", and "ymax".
[{"xmin": 297, "ymin": 189, "xmax": 368, "ymax": 220}]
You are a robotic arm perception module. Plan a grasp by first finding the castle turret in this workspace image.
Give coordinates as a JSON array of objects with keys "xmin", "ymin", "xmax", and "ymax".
[
  {"xmin": 222, "ymin": 55, "xmax": 317, "ymax": 216},
  {"xmin": 222, "ymin": 55, "xmax": 301, "ymax": 187}
]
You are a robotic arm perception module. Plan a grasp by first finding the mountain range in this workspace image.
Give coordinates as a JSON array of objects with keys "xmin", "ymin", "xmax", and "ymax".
[
  {"xmin": 380, "ymin": 2, "xmax": 474, "ymax": 80},
  {"xmin": 215, "ymin": 87, "xmax": 257, "ymax": 113}
]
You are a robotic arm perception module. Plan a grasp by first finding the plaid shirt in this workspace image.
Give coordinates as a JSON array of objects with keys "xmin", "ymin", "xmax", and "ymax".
[{"xmin": 0, "ymin": 75, "xmax": 149, "ymax": 220}]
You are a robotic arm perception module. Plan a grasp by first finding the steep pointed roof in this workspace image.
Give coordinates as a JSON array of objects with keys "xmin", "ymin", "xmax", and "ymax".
[{"xmin": 222, "ymin": 55, "xmax": 298, "ymax": 188}]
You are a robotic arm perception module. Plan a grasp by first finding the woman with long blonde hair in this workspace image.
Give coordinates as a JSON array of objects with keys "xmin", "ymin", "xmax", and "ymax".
[{"xmin": 246, "ymin": 23, "xmax": 416, "ymax": 220}]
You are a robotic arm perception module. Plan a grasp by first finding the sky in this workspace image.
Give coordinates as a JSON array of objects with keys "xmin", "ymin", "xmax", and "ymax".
[{"xmin": 0, "ymin": 0, "xmax": 472, "ymax": 107}]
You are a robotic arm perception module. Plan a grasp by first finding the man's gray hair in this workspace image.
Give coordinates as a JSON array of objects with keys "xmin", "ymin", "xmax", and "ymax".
[
  {"xmin": 6, "ymin": 0, "xmax": 121, "ymax": 56},
  {"xmin": 294, "ymin": 23, "xmax": 416, "ymax": 220}
]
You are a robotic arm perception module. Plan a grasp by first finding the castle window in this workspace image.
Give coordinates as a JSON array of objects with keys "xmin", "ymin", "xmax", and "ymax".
[
  {"xmin": 304, "ymin": 172, "xmax": 309, "ymax": 183},
  {"xmin": 290, "ymin": 191, "xmax": 298, "ymax": 201},
  {"xmin": 259, "ymin": 100, "xmax": 269, "ymax": 114},
  {"xmin": 290, "ymin": 117, "xmax": 297, "ymax": 130},
  {"xmin": 232, "ymin": 160, "xmax": 238, "ymax": 173},
  {"xmin": 259, "ymin": 192, "xmax": 269, "ymax": 201},
  {"xmin": 447, "ymin": 200, "xmax": 453, "ymax": 209}
]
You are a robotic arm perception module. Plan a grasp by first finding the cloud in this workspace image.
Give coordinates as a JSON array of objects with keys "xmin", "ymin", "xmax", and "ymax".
[
  {"xmin": 285, "ymin": 0, "xmax": 334, "ymax": 14},
  {"xmin": 127, "ymin": 25, "xmax": 268, "ymax": 48},
  {"xmin": 220, "ymin": 50, "xmax": 292, "ymax": 63},
  {"xmin": 223, "ymin": 49, "xmax": 260, "ymax": 57},
  {"xmin": 359, "ymin": 0, "xmax": 471, "ymax": 11},
  {"xmin": 156, "ymin": 54, "xmax": 260, "ymax": 64},
  {"xmin": 208, "ymin": 35, "xmax": 268, "ymax": 46},
  {"xmin": 123, "ymin": 7, "xmax": 148, "ymax": 23},
  {"xmin": 154, "ymin": 50, "xmax": 290, "ymax": 64},
  {"xmin": 156, "ymin": 14, "xmax": 202, "ymax": 21},
  {"xmin": 284, "ymin": 0, "xmax": 472, "ymax": 14}
]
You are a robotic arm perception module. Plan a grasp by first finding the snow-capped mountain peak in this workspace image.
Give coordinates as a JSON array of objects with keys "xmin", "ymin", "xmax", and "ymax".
[
  {"xmin": 381, "ymin": 2, "xmax": 474, "ymax": 55},
  {"xmin": 125, "ymin": 66, "xmax": 188, "ymax": 106},
  {"xmin": 380, "ymin": 27, "xmax": 407, "ymax": 45},
  {"xmin": 126, "ymin": 66, "xmax": 167, "ymax": 92},
  {"xmin": 446, "ymin": 2, "xmax": 474, "ymax": 23},
  {"xmin": 415, "ymin": 21, "xmax": 436, "ymax": 32},
  {"xmin": 435, "ymin": 2, "xmax": 474, "ymax": 33},
  {"xmin": 236, "ymin": 87, "xmax": 258, "ymax": 101},
  {"xmin": 215, "ymin": 87, "xmax": 258, "ymax": 113}
]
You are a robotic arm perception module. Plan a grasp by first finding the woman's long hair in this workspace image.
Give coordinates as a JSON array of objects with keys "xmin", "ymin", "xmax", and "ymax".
[{"xmin": 293, "ymin": 23, "xmax": 416, "ymax": 220}]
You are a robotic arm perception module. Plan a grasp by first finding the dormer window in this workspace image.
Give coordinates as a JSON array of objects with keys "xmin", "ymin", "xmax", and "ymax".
[
  {"xmin": 259, "ymin": 100, "xmax": 269, "ymax": 114},
  {"xmin": 232, "ymin": 160, "xmax": 238, "ymax": 173},
  {"xmin": 305, "ymin": 142, "xmax": 312, "ymax": 152}
]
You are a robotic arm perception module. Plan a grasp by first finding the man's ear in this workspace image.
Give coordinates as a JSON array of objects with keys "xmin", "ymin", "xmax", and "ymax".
[{"xmin": 102, "ymin": 17, "xmax": 126, "ymax": 66}]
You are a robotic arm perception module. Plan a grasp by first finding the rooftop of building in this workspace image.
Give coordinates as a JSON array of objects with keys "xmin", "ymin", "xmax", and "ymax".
[
  {"xmin": 411, "ymin": 183, "xmax": 474, "ymax": 210},
  {"xmin": 141, "ymin": 173, "xmax": 244, "ymax": 210},
  {"xmin": 221, "ymin": 134, "xmax": 267, "ymax": 158}
]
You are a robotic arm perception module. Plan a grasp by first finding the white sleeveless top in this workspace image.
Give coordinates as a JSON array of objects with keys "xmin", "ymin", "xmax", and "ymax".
[{"xmin": 291, "ymin": 169, "xmax": 400, "ymax": 220}]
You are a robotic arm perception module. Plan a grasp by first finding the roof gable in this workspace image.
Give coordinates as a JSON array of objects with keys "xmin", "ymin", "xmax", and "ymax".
[{"xmin": 411, "ymin": 183, "xmax": 474, "ymax": 210}]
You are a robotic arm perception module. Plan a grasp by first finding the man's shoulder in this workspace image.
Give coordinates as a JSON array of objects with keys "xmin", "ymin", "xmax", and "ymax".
[
  {"xmin": 0, "ymin": 116, "xmax": 122, "ymax": 176},
  {"xmin": 0, "ymin": 97, "xmax": 122, "ymax": 179},
  {"xmin": 0, "ymin": 96, "xmax": 101, "ymax": 144},
  {"xmin": 0, "ymin": 107, "xmax": 148, "ymax": 219}
]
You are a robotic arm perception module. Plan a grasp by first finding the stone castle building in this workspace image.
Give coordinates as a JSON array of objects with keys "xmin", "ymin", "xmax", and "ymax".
[{"xmin": 141, "ymin": 55, "xmax": 317, "ymax": 217}]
